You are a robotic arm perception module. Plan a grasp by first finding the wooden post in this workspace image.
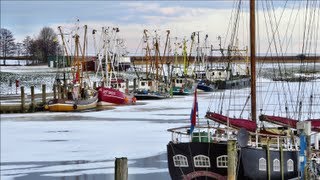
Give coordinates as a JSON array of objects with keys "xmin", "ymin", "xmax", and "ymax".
[
  {"xmin": 280, "ymin": 145, "xmax": 284, "ymax": 180},
  {"xmin": 115, "ymin": 157, "xmax": 128, "ymax": 180},
  {"xmin": 20, "ymin": 86, "xmax": 25, "ymax": 112},
  {"xmin": 125, "ymin": 79, "xmax": 129, "ymax": 94},
  {"xmin": 60, "ymin": 86, "xmax": 64, "ymax": 99},
  {"xmin": 227, "ymin": 140, "xmax": 237, "ymax": 180},
  {"xmin": 267, "ymin": 141, "xmax": 271, "ymax": 180},
  {"xmin": 53, "ymin": 84, "xmax": 57, "ymax": 99},
  {"xmin": 30, "ymin": 86, "xmax": 35, "ymax": 112},
  {"xmin": 42, "ymin": 84, "xmax": 46, "ymax": 104},
  {"xmin": 133, "ymin": 78, "xmax": 136, "ymax": 92}
]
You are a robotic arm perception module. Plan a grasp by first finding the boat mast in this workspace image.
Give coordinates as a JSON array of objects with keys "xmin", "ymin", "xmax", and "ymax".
[{"xmin": 250, "ymin": 0, "xmax": 256, "ymax": 122}]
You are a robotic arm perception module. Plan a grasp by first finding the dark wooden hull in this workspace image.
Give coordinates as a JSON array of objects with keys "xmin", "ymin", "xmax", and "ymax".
[
  {"xmin": 167, "ymin": 142, "xmax": 298, "ymax": 180},
  {"xmin": 134, "ymin": 93, "xmax": 169, "ymax": 100},
  {"xmin": 215, "ymin": 77, "xmax": 251, "ymax": 89},
  {"xmin": 197, "ymin": 82, "xmax": 216, "ymax": 92}
]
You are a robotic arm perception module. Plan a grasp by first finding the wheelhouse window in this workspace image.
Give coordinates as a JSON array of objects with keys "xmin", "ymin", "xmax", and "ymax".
[
  {"xmin": 273, "ymin": 159, "xmax": 280, "ymax": 172},
  {"xmin": 217, "ymin": 155, "xmax": 228, "ymax": 168},
  {"xmin": 287, "ymin": 159, "xmax": 294, "ymax": 172},
  {"xmin": 259, "ymin": 158, "xmax": 266, "ymax": 171},
  {"xmin": 141, "ymin": 82, "xmax": 145, "ymax": 86},
  {"xmin": 173, "ymin": 155, "xmax": 188, "ymax": 167},
  {"xmin": 194, "ymin": 155, "xmax": 210, "ymax": 168}
]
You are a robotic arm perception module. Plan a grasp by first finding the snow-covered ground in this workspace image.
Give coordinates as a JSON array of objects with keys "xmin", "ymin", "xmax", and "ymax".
[{"xmin": 1, "ymin": 63, "xmax": 319, "ymax": 180}]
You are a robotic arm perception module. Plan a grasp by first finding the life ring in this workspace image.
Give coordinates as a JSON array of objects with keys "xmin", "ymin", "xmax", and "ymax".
[{"xmin": 73, "ymin": 104, "xmax": 77, "ymax": 110}]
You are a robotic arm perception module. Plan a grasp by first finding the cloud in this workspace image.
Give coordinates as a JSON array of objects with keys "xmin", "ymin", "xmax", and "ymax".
[{"xmin": 2, "ymin": 1, "xmax": 319, "ymax": 56}]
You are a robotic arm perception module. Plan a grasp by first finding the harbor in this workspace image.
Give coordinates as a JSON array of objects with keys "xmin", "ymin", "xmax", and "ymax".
[{"xmin": 1, "ymin": 0, "xmax": 320, "ymax": 180}]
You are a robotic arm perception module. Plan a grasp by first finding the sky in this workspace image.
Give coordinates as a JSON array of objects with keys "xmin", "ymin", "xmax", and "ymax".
[{"xmin": 1, "ymin": 1, "xmax": 319, "ymax": 55}]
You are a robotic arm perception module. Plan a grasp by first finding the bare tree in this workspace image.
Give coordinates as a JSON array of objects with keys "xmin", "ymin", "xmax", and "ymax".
[
  {"xmin": 37, "ymin": 27, "xmax": 59, "ymax": 63},
  {"xmin": 22, "ymin": 36, "xmax": 33, "ymax": 56},
  {"xmin": 0, "ymin": 28, "xmax": 16, "ymax": 65}
]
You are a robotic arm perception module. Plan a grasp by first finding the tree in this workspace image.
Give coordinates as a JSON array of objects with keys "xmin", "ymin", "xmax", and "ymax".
[
  {"xmin": 22, "ymin": 36, "xmax": 33, "ymax": 56},
  {"xmin": 36, "ymin": 27, "xmax": 59, "ymax": 63},
  {"xmin": 0, "ymin": 28, "xmax": 16, "ymax": 65}
]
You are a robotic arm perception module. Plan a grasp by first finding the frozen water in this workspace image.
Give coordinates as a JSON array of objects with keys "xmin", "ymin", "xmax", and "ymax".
[{"xmin": 1, "ymin": 63, "xmax": 320, "ymax": 179}]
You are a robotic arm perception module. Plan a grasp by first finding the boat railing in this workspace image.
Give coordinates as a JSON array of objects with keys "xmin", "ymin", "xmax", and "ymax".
[{"xmin": 168, "ymin": 124, "xmax": 299, "ymax": 151}]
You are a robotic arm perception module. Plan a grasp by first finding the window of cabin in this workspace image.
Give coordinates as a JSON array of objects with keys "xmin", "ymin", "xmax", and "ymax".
[
  {"xmin": 273, "ymin": 159, "xmax": 280, "ymax": 172},
  {"xmin": 287, "ymin": 159, "xmax": 294, "ymax": 172},
  {"xmin": 217, "ymin": 155, "xmax": 228, "ymax": 168},
  {"xmin": 173, "ymin": 155, "xmax": 188, "ymax": 167},
  {"xmin": 194, "ymin": 155, "xmax": 210, "ymax": 168},
  {"xmin": 141, "ymin": 82, "xmax": 145, "ymax": 86},
  {"xmin": 259, "ymin": 158, "xmax": 266, "ymax": 171}
]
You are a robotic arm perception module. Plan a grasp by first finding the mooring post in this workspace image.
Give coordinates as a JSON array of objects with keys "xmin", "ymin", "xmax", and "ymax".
[
  {"xmin": 30, "ymin": 85, "xmax": 35, "ymax": 112},
  {"xmin": 133, "ymin": 78, "xmax": 136, "ymax": 92},
  {"xmin": 227, "ymin": 140, "xmax": 236, "ymax": 180},
  {"xmin": 42, "ymin": 84, "xmax": 46, "ymax": 104},
  {"xmin": 60, "ymin": 86, "xmax": 64, "ymax": 99},
  {"xmin": 125, "ymin": 79, "xmax": 129, "ymax": 94},
  {"xmin": 20, "ymin": 86, "xmax": 25, "ymax": 112},
  {"xmin": 115, "ymin": 157, "xmax": 128, "ymax": 180},
  {"xmin": 53, "ymin": 84, "xmax": 57, "ymax": 99}
]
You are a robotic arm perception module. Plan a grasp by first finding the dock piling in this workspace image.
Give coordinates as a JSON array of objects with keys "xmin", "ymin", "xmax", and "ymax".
[
  {"xmin": 20, "ymin": 86, "xmax": 25, "ymax": 112},
  {"xmin": 227, "ymin": 140, "xmax": 237, "ymax": 180},
  {"xmin": 42, "ymin": 84, "xmax": 46, "ymax": 104},
  {"xmin": 115, "ymin": 157, "xmax": 128, "ymax": 180},
  {"xmin": 30, "ymin": 86, "xmax": 35, "ymax": 112}
]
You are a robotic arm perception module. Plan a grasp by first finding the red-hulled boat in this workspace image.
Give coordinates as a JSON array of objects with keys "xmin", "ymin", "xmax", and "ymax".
[
  {"xmin": 260, "ymin": 114, "xmax": 320, "ymax": 132},
  {"xmin": 205, "ymin": 112, "xmax": 257, "ymax": 132},
  {"xmin": 97, "ymin": 86, "xmax": 136, "ymax": 105}
]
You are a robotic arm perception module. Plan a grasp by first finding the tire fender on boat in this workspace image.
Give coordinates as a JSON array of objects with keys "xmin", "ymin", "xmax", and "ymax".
[{"xmin": 73, "ymin": 104, "xmax": 77, "ymax": 110}]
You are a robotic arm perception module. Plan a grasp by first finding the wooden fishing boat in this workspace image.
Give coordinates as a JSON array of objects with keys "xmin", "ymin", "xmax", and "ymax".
[
  {"xmin": 45, "ymin": 25, "xmax": 98, "ymax": 112},
  {"xmin": 93, "ymin": 27, "xmax": 136, "ymax": 105},
  {"xmin": 165, "ymin": 1, "xmax": 314, "ymax": 179},
  {"xmin": 47, "ymin": 91, "xmax": 98, "ymax": 112},
  {"xmin": 133, "ymin": 29, "xmax": 171, "ymax": 100}
]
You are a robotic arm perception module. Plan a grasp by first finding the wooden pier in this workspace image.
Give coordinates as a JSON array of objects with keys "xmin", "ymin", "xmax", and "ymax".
[{"xmin": 0, "ymin": 85, "xmax": 51, "ymax": 113}]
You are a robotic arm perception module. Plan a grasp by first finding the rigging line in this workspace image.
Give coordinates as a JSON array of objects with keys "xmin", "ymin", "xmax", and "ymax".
[
  {"xmin": 296, "ymin": 0, "xmax": 311, "ymax": 120},
  {"xmin": 229, "ymin": 0, "xmax": 242, "ymax": 48},
  {"xmin": 263, "ymin": 0, "xmax": 295, "ymax": 117},
  {"xmin": 269, "ymin": 0, "xmax": 296, "ymax": 118},
  {"xmin": 304, "ymin": 0, "xmax": 316, "ymax": 55},
  {"xmin": 260, "ymin": 1, "xmax": 281, "ymax": 115},
  {"xmin": 281, "ymin": 1, "xmax": 303, "ymax": 115},
  {"xmin": 223, "ymin": 0, "xmax": 238, "ymax": 48}
]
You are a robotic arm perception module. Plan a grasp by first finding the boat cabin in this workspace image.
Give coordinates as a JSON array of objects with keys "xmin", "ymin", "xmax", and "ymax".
[{"xmin": 206, "ymin": 68, "xmax": 231, "ymax": 81}]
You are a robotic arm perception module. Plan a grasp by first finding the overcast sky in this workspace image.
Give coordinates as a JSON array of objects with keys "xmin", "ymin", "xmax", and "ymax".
[{"xmin": 1, "ymin": 1, "xmax": 319, "ymax": 55}]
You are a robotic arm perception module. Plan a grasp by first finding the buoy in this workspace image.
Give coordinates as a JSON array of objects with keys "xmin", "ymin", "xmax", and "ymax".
[{"xmin": 44, "ymin": 105, "xmax": 49, "ymax": 110}]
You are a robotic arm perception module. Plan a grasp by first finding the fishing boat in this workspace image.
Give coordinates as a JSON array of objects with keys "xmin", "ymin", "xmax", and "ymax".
[
  {"xmin": 93, "ymin": 27, "xmax": 136, "ymax": 105},
  {"xmin": 207, "ymin": 36, "xmax": 251, "ymax": 90},
  {"xmin": 171, "ymin": 37, "xmax": 196, "ymax": 95},
  {"xmin": 46, "ymin": 25, "xmax": 98, "ymax": 112},
  {"xmin": 133, "ymin": 29, "xmax": 171, "ymax": 100},
  {"xmin": 165, "ymin": 1, "xmax": 315, "ymax": 179}
]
